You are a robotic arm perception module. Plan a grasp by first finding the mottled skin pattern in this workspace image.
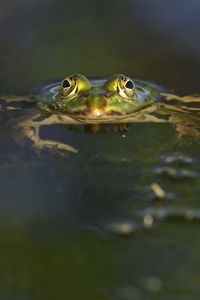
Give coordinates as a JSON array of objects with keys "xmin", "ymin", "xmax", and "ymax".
[
  {"xmin": 0, "ymin": 74, "xmax": 199, "ymax": 154},
  {"xmin": 38, "ymin": 74, "xmax": 159, "ymax": 118}
]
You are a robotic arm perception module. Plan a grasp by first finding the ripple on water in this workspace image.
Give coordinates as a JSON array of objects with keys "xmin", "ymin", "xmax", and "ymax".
[
  {"xmin": 138, "ymin": 207, "xmax": 200, "ymax": 222},
  {"xmin": 160, "ymin": 153, "xmax": 195, "ymax": 165},
  {"xmin": 155, "ymin": 152, "xmax": 199, "ymax": 179},
  {"xmin": 81, "ymin": 205, "xmax": 200, "ymax": 238},
  {"xmin": 82, "ymin": 152, "xmax": 200, "ymax": 238},
  {"xmin": 154, "ymin": 166, "xmax": 198, "ymax": 180},
  {"xmin": 81, "ymin": 215, "xmax": 154, "ymax": 237}
]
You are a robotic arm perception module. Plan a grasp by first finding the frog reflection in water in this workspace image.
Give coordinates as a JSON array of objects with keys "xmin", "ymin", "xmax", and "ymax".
[{"xmin": 1, "ymin": 74, "xmax": 200, "ymax": 153}]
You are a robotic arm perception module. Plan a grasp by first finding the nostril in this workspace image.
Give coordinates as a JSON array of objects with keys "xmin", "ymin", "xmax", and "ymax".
[
  {"xmin": 50, "ymin": 102, "xmax": 60, "ymax": 110},
  {"xmin": 105, "ymin": 92, "xmax": 111, "ymax": 98}
]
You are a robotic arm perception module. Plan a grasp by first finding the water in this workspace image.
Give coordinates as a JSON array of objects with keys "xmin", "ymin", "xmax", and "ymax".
[{"xmin": 0, "ymin": 0, "xmax": 200, "ymax": 299}]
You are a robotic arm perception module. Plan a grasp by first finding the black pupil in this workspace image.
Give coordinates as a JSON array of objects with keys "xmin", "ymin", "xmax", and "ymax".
[
  {"xmin": 125, "ymin": 80, "xmax": 134, "ymax": 89},
  {"xmin": 62, "ymin": 80, "xmax": 70, "ymax": 88}
]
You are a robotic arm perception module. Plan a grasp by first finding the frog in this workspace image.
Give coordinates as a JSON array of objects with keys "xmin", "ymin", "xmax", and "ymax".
[{"xmin": 1, "ymin": 74, "xmax": 200, "ymax": 154}]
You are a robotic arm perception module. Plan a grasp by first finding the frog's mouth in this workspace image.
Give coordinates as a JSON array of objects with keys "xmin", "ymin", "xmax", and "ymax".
[
  {"xmin": 73, "ymin": 106, "xmax": 123, "ymax": 119},
  {"xmin": 77, "ymin": 95, "xmax": 122, "ymax": 118}
]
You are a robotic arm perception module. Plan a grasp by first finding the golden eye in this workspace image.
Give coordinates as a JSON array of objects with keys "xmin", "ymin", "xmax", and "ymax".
[
  {"xmin": 118, "ymin": 76, "xmax": 135, "ymax": 99},
  {"xmin": 60, "ymin": 75, "xmax": 77, "ymax": 98}
]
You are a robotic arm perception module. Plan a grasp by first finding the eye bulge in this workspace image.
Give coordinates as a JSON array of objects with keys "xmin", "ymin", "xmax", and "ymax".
[
  {"xmin": 61, "ymin": 75, "xmax": 76, "ymax": 89},
  {"xmin": 60, "ymin": 74, "xmax": 135, "ymax": 100},
  {"xmin": 59, "ymin": 75, "xmax": 78, "ymax": 98},
  {"xmin": 118, "ymin": 75, "xmax": 135, "ymax": 99},
  {"xmin": 59, "ymin": 74, "xmax": 91, "ymax": 99}
]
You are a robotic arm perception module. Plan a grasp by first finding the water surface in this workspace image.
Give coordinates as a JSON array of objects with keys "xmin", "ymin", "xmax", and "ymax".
[{"xmin": 0, "ymin": 0, "xmax": 200, "ymax": 299}]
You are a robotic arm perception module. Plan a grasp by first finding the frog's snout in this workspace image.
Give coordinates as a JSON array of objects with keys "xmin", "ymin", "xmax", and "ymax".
[{"xmin": 86, "ymin": 96, "xmax": 107, "ymax": 117}]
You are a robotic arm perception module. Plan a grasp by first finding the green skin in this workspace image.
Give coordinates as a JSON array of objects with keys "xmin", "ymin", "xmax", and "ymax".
[
  {"xmin": 2, "ymin": 74, "xmax": 199, "ymax": 154},
  {"xmin": 38, "ymin": 74, "xmax": 159, "ymax": 119}
]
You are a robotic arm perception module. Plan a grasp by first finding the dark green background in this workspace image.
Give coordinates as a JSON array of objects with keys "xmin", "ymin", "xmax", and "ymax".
[{"xmin": 0, "ymin": 0, "xmax": 200, "ymax": 299}]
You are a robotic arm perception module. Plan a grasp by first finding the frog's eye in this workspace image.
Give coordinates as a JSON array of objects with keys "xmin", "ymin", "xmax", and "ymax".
[
  {"xmin": 125, "ymin": 80, "xmax": 134, "ymax": 89},
  {"xmin": 60, "ymin": 75, "xmax": 78, "ymax": 98},
  {"xmin": 62, "ymin": 79, "xmax": 71, "ymax": 88},
  {"xmin": 60, "ymin": 74, "xmax": 91, "ymax": 98},
  {"xmin": 104, "ymin": 74, "xmax": 135, "ymax": 99},
  {"xmin": 117, "ymin": 76, "xmax": 135, "ymax": 99}
]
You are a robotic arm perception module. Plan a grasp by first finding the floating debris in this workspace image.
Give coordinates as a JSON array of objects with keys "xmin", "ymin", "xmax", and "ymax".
[
  {"xmin": 150, "ymin": 182, "xmax": 166, "ymax": 199},
  {"xmin": 106, "ymin": 220, "xmax": 142, "ymax": 236},
  {"xmin": 139, "ymin": 184, "xmax": 174, "ymax": 201},
  {"xmin": 143, "ymin": 214, "xmax": 154, "ymax": 228}
]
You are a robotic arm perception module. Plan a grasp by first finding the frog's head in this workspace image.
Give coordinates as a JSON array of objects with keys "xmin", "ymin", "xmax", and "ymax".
[{"xmin": 49, "ymin": 74, "xmax": 158, "ymax": 118}]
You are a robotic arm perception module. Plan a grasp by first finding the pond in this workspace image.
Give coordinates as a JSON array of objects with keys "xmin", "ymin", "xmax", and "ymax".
[{"xmin": 0, "ymin": 0, "xmax": 200, "ymax": 299}]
